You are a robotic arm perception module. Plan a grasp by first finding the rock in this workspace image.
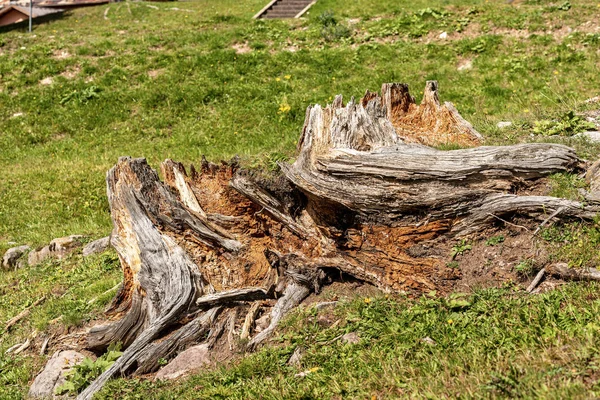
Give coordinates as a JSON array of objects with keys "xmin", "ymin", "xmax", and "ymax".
[
  {"xmin": 341, "ymin": 332, "xmax": 360, "ymax": 345},
  {"xmin": 287, "ymin": 347, "xmax": 304, "ymax": 366},
  {"xmin": 496, "ymin": 121, "xmax": 513, "ymax": 129},
  {"xmin": 155, "ymin": 344, "xmax": 211, "ymax": 380},
  {"xmin": 254, "ymin": 313, "xmax": 270, "ymax": 333},
  {"xmin": 315, "ymin": 301, "xmax": 338, "ymax": 311},
  {"xmin": 439, "ymin": 31, "xmax": 448, "ymax": 39},
  {"xmin": 457, "ymin": 59, "xmax": 472, "ymax": 71},
  {"xmin": 28, "ymin": 235, "xmax": 85, "ymax": 266},
  {"xmin": 584, "ymin": 96, "xmax": 599, "ymax": 104},
  {"xmin": 574, "ymin": 131, "xmax": 600, "ymax": 143},
  {"xmin": 28, "ymin": 350, "xmax": 86, "ymax": 399},
  {"xmin": 421, "ymin": 336, "xmax": 436, "ymax": 345},
  {"xmin": 2, "ymin": 245, "xmax": 30, "ymax": 270},
  {"xmin": 82, "ymin": 236, "xmax": 111, "ymax": 257}
]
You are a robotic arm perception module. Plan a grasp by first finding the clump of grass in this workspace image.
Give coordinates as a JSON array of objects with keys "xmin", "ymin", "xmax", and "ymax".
[
  {"xmin": 55, "ymin": 343, "xmax": 122, "ymax": 396},
  {"xmin": 533, "ymin": 110, "xmax": 596, "ymax": 137},
  {"xmin": 541, "ymin": 221, "xmax": 600, "ymax": 268},
  {"xmin": 317, "ymin": 10, "xmax": 351, "ymax": 42},
  {"xmin": 548, "ymin": 172, "xmax": 587, "ymax": 200},
  {"xmin": 97, "ymin": 283, "xmax": 600, "ymax": 399}
]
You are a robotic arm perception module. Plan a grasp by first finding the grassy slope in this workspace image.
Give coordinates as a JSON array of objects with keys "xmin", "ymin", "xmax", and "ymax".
[
  {"xmin": 1, "ymin": 0, "xmax": 600, "ymax": 398},
  {"xmin": 99, "ymin": 284, "xmax": 600, "ymax": 399}
]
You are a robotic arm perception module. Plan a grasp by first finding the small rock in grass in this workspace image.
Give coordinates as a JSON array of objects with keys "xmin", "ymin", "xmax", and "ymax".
[
  {"xmin": 439, "ymin": 31, "xmax": 448, "ymax": 39},
  {"xmin": 2, "ymin": 245, "xmax": 30, "ymax": 270},
  {"xmin": 315, "ymin": 301, "xmax": 338, "ymax": 311},
  {"xmin": 82, "ymin": 236, "xmax": 111, "ymax": 257},
  {"xmin": 28, "ymin": 350, "xmax": 87, "ymax": 399},
  {"xmin": 254, "ymin": 313, "xmax": 271, "ymax": 333},
  {"xmin": 155, "ymin": 344, "xmax": 211, "ymax": 381},
  {"xmin": 287, "ymin": 347, "xmax": 304, "ymax": 366},
  {"xmin": 28, "ymin": 235, "xmax": 85, "ymax": 266},
  {"xmin": 341, "ymin": 332, "xmax": 360, "ymax": 344},
  {"xmin": 457, "ymin": 59, "xmax": 472, "ymax": 71},
  {"xmin": 421, "ymin": 336, "xmax": 436, "ymax": 345},
  {"xmin": 496, "ymin": 121, "xmax": 513, "ymax": 129},
  {"xmin": 574, "ymin": 131, "xmax": 600, "ymax": 143}
]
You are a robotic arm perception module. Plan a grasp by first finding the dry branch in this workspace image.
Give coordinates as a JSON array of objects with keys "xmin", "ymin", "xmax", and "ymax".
[{"xmin": 5, "ymin": 296, "xmax": 46, "ymax": 331}]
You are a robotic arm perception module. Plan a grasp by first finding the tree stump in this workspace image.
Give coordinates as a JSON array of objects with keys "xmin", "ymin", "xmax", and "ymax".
[{"xmin": 76, "ymin": 81, "xmax": 600, "ymax": 399}]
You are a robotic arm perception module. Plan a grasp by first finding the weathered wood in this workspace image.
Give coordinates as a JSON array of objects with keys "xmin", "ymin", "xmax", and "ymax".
[
  {"xmin": 5, "ymin": 296, "xmax": 46, "ymax": 331},
  {"xmin": 71, "ymin": 81, "xmax": 600, "ymax": 399},
  {"xmin": 546, "ymin": 263, "xmax": 600, "ymax": 281},
  {"xmin": 526, "ymin": 268, "xmax": 546, "ymax": 293}
]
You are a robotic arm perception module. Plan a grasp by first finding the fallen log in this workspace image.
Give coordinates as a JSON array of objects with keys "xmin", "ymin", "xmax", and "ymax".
[{"xmin": 72, "ymin": 81, "xmax": 600, "ymax": 399}]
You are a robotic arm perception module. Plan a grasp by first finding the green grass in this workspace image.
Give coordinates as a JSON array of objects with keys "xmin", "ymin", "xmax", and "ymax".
[
  {"xmin": 1, "ymin": 0, "xmax": 600, "ymax": 398},
  {"xmin": 2, "ymin": 0, "xmax": 600, "ymax": 248},
  {"xmin": 96, "ymin": 284, "xmax": 600, "ymax": 399}
]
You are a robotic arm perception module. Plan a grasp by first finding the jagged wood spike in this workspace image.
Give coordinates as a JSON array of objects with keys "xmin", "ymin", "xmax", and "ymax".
[{"xmin": 69, "ymin": 81, "xmax": 600, "ymax": 399}]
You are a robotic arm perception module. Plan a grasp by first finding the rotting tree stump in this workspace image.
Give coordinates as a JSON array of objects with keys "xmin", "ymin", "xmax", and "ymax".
[{"xmin": 75, "ymin": 82, "xmax": 600, "ymax": 399}]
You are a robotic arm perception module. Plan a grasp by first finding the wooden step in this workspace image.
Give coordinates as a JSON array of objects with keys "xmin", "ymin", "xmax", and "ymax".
[{"xmin": 255, "ymin": 0, "xmax": 316, "ymax": 19}]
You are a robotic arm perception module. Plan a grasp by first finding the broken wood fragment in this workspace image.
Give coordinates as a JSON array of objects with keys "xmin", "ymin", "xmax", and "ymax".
[
  {"xmin": 526, "ymin": 268, "xmax": 546, "ymax": 293},
  {"xmin": 5, "ymin": 296, "xmax": 46, "ymax": 331},
  {"xmin": 546, "ymin": 263, "xmax": 600, "ymax": 281}
]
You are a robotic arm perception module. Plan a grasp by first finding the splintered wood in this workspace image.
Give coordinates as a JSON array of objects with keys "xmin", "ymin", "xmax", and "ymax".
[{"xmin": 74, "ymin": 81, "xmax": 600, "ymax": 400}]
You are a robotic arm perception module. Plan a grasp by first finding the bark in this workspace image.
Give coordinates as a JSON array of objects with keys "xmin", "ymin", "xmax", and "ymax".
[{"xmin": 75, "ymin": 81, "xmax": 600, "ymax": 399}]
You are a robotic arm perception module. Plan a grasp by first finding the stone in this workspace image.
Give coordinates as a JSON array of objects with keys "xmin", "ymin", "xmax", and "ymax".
[
  {"xmin": 574, "ymin": 131, "xmax": 600, "ymax": 143},
  {"xmin": 439, "ymin": 31, "xmax": 448, "ymax": 39},
  {"xmin": 341, "ymin": 332, "xmax": 360, "ymax": 345},
  {"xmin": 28, "ymin": 350, "xmax": 87, "ymax": 399},
  {"xmin": 155, "ymin": 344, "xmax": 211, "ymax": 380},
  {"xmin": 496, "ymin": 121, "xmax": 513, "ymax": 129},
  {"xmin": 421, "ymin": 336, "xmax": 436, "ymax": 345},
  {"xmin": 254, "ymin": 313, "xmax": 270, "ymax": 333},
  {"xmin": 584, "ymin": 96, "xmax": 599, "ymax": 104},
  {"xmin": 82, "ymin": 236, "xmax": 111, "ymax": 257},
  {"xmin": 2, "ymin": 245, "xmax": 30, "ymax": 270},
  {"xmin": 287, "ymin": 347, "xmax": 304, "ymax": 366},
  {"xmin": 28, "ymin": 235, "xmax": 85, "ymax": 266},
  {"xmin": 457, "ymin": 59, "xmax": 472, "ymax": 71}
]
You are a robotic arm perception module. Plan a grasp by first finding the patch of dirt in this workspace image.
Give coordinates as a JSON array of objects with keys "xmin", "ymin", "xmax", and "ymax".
[
  {"xmin": 39, "ymin": 77, "xmax": 53, "ymax": 86},
  {"xmin": 450, "ymin": 228, "xmax": 547, "ymax": 293},
  {"xmin": 52, "ymin": 50, "xmax": 71, "ymax": 60},
  {"xmin": 232, "ymin": 42, "xmax": 252, "ymax": 54},
  {"xmin": 456, "ymin": 57, "xmax": 473, "ymax": 72},
  {"xmin": 61, "ymin": 65, "xmax": 81, "ymax": 80},
  {"xmin": 147, "ymin": 69, "xmax": 164, "ymax": 79}
]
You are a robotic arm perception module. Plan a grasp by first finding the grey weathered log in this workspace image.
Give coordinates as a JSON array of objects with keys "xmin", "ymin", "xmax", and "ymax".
[
  {"xmin": 195, "ymin": 287, "xmax": 269, "ymax": 308},
  {"xmin": 546, "ymin": 263, "xmax": 600, "ymax": 281},
  {"xmin": 133, "ymin": 307, "xmax": 220, "ymax": 375},
  {"xmin": 247, "ymin": 282, "xmax": 311, "ymax": 350}
]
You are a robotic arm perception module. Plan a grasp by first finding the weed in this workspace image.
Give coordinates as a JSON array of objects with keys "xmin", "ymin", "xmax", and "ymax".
[
  {"xmin": 486, "ymin": 235, "xmax": 505, "ymax": 246},
  {"xmin": 533, "ymin": 111, "xmax": 596, "ymax": 136},
  {"xmin": 515, "ymin": 259, "xmax": 535, "ymax": 277},
  {"xmin": 548, "ymin": 173, "xmax": 587, "ymax": 200},
  {"xmin": 451, "ymin": 239, "xmax": 472, "ymax": 259},
  {"xmin": 317, "ymin": 11, "xmax": 351, "ymax": 42},
  {"xmin": 55, "ymin": 343, "xmax": 122, "ymax": 395}
]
